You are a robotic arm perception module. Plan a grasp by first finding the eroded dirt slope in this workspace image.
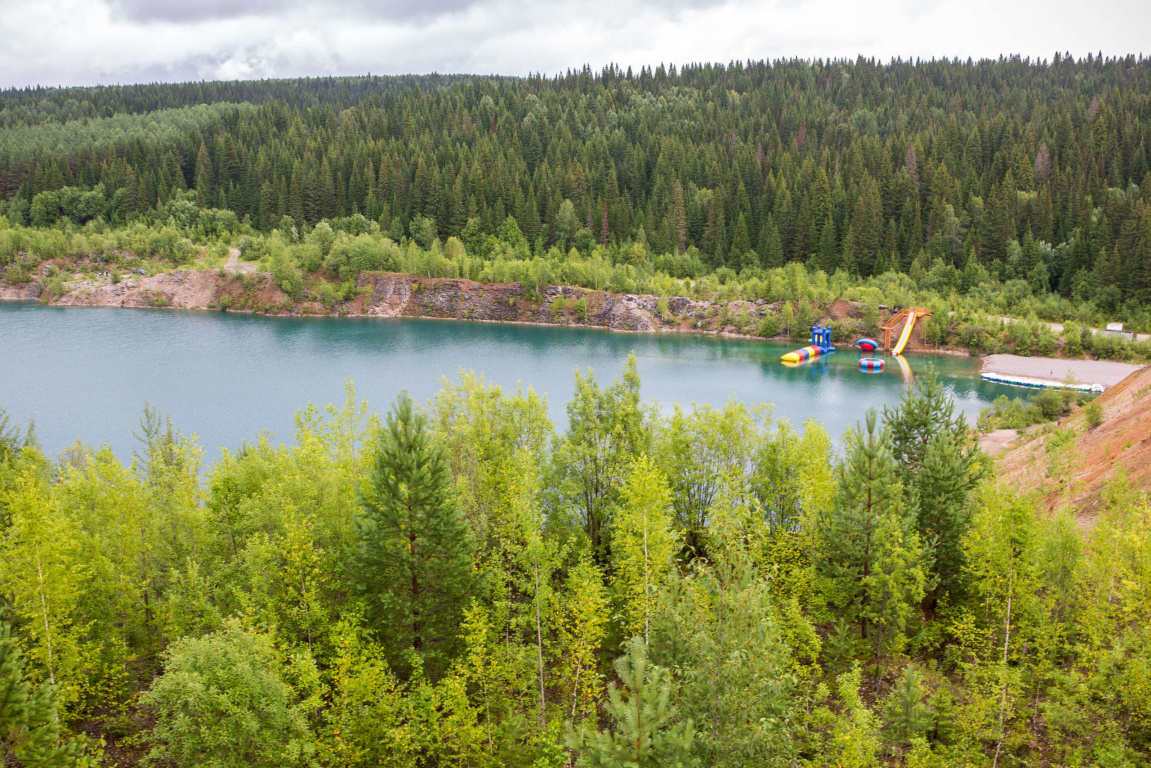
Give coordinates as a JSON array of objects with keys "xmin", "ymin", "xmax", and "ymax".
[{"xmin": 994, "ymin": 365, "xmax": 1151, "ymax": 521}]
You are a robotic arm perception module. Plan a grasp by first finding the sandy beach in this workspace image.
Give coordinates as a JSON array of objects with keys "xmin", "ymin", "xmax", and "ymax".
[{"xmin": 981, "ymin": 354, "xmax": 1142, "ymax": 387}]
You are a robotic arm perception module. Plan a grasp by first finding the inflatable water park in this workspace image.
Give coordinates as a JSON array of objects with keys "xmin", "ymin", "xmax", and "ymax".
[
  {"xmin": 781, "ymin": 324, "xmax": 835, "ymax": 362},
  {"xmin": 781, "ymin": 307, "xmax": 931, "ymax": 374}
]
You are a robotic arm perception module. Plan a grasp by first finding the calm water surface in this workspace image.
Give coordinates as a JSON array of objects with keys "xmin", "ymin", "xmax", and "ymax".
[{"xmin": 1, "ymin": 302, "xmax": 1018, "ymax": 460}]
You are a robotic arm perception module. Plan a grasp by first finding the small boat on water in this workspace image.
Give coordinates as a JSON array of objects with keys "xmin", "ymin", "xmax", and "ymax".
[
  {"xmin": 857, "ymin": 337, "xmax": 879, "ymax": 351},
  {"xmin": 859, "ymin": 357, "xmax": 885, "ymax": 371}
]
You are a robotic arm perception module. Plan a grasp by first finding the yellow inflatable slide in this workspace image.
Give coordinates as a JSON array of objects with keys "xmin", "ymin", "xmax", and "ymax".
[{"xmin": 891, "ymin": 310, "xmax": 918, "ymax": 356}]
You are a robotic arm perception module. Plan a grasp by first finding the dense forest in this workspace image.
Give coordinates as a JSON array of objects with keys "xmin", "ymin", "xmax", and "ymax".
[
  {"xmin": 2, "ymin": 56, "xmax": 1151, "ymax": 323},
  {"xmin": 1, "ymin": 365, "xmax": 1149, "ymax": 767},
  {"xmin": 3, "ymin": 58, "xmax": 1151, "ymax": 765}
]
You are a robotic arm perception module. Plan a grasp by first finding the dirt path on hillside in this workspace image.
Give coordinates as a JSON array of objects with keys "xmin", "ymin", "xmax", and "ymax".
[{"xmin": 223, "ymin": 248, "xmax": 256, "ymax": 275}]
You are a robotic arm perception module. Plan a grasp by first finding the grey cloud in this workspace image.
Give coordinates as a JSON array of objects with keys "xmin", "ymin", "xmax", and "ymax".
[
  {"xmin": 107, "ymin": 0, "xmax": 300, "ymax": 23},
  {"xmin": 104, "ymin": 0, "xmax": 714, "ymax": 28},
  {"xmin": 107, "ymin": 0, "xmax": 485, "ymax": 24}
]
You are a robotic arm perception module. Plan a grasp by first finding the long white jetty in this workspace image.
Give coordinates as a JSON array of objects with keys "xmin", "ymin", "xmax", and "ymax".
[{"xmin": 981, "ymin": 371, "xmax": 1105, "ymax": 393}]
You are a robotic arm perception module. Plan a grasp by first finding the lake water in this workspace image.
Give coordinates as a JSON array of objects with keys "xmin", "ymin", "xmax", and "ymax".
[{"xmin": 0, "ymin": 302, "xmax": 1019, "ymax": 460}]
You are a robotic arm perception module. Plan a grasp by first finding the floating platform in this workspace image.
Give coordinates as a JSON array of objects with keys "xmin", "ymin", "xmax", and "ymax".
[
  {"xmin": 782, "ymin": 324, "xmax": 835, "ymax": 363},
  {"xmin": 859, "ymin": 357, "xmax": 885, "ymax": 371},
  {"xmin": 782, "ymin": 344, "xmax": 833, "ymax": 363},
  {"xmin": 858, "ymin": 338, "xmax": 879, "ymax": 351},
  {"xmin": 981, "ymin": 372, "xmax": 1105, "ymax": 393}
]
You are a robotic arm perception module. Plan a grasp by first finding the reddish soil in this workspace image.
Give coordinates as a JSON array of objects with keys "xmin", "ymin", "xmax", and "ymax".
[{"xmin": 994, "ymin": 365, "xmax": 1151, "ymax": 523}]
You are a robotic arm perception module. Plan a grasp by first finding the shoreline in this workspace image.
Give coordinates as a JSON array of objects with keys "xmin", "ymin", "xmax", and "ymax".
[
  {"xmin": 2, "ymin": 269, "xmax": 1063, "ymax": 366},
  {"xmin": 0, "ymin": 292, "xmax": 975, "ymax": 359},
  {"xmin": 0, "ymin": 268, "xmax": 939, "ymax": 353}
]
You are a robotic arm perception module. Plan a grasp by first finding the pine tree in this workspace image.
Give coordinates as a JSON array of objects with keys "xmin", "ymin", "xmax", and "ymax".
[
  {"xmin": 882, "ymin": 665, "xmax": 931, "ymax": 749},
  {"xmin": 0, "ymin": 624, "xmax": 93, "ymax": 768},
  {"xmin": 193, "ymin": 143, "xmax": 213, "ymax": 202},
  {"xmin": 816, "ymin": 409, "xmax": 925, "ymax": 668},
  {"xmin": 758, "ymin": 214, "xmax": 783, "ymax": 268},
  {"xmin": 702, "ymin": 190, "xmax": 727, "ymax": 266},
  {"xmin": 883, "ymin": 369, "xmax": 983, "ymax": 604},
  {"xmin": 353, "ymin": 393, "xmax": 477, "ymax": 677},
  {"xmin": 569, "ymin": 637, "xmax": 698, "ymax": 768},
  {"xmin": 818, "ymin": 215, "xmax": 837, "ymax": 272}
]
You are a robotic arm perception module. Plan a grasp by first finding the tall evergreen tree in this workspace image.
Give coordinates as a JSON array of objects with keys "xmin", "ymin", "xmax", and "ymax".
[
  {"xmin": 353, "ymin": 393, "xmax": 477, "ymax": 677},
  {"xmin": 816, "ymin": 409, "xmax": 926, "ymax": 667},
  {"xmin": 884, "ymin": 369, "xmax": 984, "ymax": 604}
]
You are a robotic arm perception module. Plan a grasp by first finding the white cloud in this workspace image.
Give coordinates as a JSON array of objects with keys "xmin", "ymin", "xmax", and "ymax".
[{"xmin": 0, "ymin": 0, "xmax": 1146, "ymax": 88}]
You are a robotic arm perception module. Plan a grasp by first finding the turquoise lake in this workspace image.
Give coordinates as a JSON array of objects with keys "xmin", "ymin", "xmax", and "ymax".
[{"xmin": 0, "ymin": 302, "xmax": 1020, "ymax": 460}]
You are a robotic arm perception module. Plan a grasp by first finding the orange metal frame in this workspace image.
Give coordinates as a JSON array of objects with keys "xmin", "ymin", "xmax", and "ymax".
[{"xmin": 880, "ymin": 307, "xmax": 932, "ymax": 350}]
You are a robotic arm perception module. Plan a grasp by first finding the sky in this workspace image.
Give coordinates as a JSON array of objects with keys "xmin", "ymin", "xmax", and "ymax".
[{"xmin": 0, "ymin": 0, "xmax": 1148, "ymax": 89}]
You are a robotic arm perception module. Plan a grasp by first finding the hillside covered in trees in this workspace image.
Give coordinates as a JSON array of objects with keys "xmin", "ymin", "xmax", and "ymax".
[
  {"xmin": 2, "ymin": 56, "xmax": 1151, "ymax": 320},
  {"xmin": 1, "ymin": 363, "xmax": 1150, "ymax": 767}
]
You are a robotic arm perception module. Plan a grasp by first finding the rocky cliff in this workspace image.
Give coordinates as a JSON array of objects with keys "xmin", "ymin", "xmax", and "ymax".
[{"xmin": 2, "ymin": 268, "xmax": 797, "ymax": 339}]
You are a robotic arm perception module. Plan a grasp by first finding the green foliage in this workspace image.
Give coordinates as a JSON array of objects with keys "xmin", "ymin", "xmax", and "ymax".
[
  {"xmin": 4, "ymin": 350, "xmax": 1151, "ymax": 764},
  {"xmin": 4, "ymin": 60, "xmax": 1146, "ymax": 332},
  {"xmin": 884, "ymin": 369, "xmax": 984, "ymax": 602},
  {"xmin": 569, "ymin": 637, "xmax": 698, "ymax": 768},
  {"xmin": 816, "ymin": 409, "xmax": 926, "ymax": 677},
  {"xmin": 755, "ymin": 312, "xmax": 780, "ymax": 337},
  {"xmin": 353, "ymin": 392, "xmax": 477, "ymax": 677},
  {"xmin": 142, "ymin": 622, "xmax": 317, "ymax": 768},
  {"xmin": 574, "ymin": 297, "xmax": 589, "ymax": 323},
  {"xmin": 882, "ymin": 665, "xmax": 931, "ymax": 750},
  {"xmin": 1084, "ymin": 399, "xmax": 1104, "ymax": 427},
  {"xmin": 320, "ymin": 619, "xmax": 488, "ymax": 768},
  {"xmin": 0, "ymin": 624, "xmax": 98, "ymax": 767},
  {"xmin": 555, "ymin": 354, "xmax": 648, "ymax": 562},
  {"xmin": 978, "ymin": 388, "xmax": 1084, "ymax": 431},
  {"xmin": 612, "ymin": 455, "xmax": 678, "ymax": 640},
  {"xmin": 651, "ymin": 532, "xmax": 796, "ymax": 767}
]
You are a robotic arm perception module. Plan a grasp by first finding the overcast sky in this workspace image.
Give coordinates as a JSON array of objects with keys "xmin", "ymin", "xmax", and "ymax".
[{"xmin": 1, "ymin": 0, "xmax": 1148, "ymax": 89}]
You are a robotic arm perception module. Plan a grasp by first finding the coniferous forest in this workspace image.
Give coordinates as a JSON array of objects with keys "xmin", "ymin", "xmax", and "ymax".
[
  {"xmin": 1, "ymin": 57, "xmax": 1151, "ymax": 322},
  {"xmin": 2, "ymin": 56, "xmax": 1151, "ymax": 767}
]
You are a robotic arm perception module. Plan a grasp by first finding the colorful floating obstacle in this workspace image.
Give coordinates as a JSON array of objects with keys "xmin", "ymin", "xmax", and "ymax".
[
  {"xmin": 859, "ymin": 357, "xmax": 885, "ymax": 371},
  {"xmin": 857, "ymin": 337, "xmax": 879, "ymax": 351},
  {"xmin": 782, "ymin": 325, "xmax": 835, "ymax": 363}
]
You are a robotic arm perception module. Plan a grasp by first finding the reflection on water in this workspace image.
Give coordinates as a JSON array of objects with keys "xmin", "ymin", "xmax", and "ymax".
[{"xmin": 0, "ymin": 303, "xmax": 1019, "ymax": 459}]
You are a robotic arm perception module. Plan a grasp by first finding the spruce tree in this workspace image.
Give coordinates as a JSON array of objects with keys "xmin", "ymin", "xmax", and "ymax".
[
  {"xmin": 354, "ymin": 393, "xmax": 477, "ymax": 678},
  {"xmin": 0, "ymin": 624, "xmax": 92, "ymax": 768}
]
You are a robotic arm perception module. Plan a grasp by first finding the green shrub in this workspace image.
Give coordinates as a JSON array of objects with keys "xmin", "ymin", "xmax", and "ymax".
[
  {"xmin": 756, "ymin": 313, "xmax": 780, "ymax": 338},
  {"xmin": 143, "ymin": 623, "xmax": 317, "ymax": 768},
  {"xmin": 1083, "ymin": 400, "xmax": 1104, "ymax": 428}
]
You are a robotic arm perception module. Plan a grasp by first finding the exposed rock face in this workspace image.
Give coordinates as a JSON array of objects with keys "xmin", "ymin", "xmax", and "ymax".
[
  {"xmin": 0, "ymin": 282, "xmax": 40, "ymax": 300},
  {"xmin": 1, "ymin": 269, "xmax": 810, "ymax": 341},
  {"xmin": 52, "ymin": 271, "xmax": 227, "ymax": 310}
]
